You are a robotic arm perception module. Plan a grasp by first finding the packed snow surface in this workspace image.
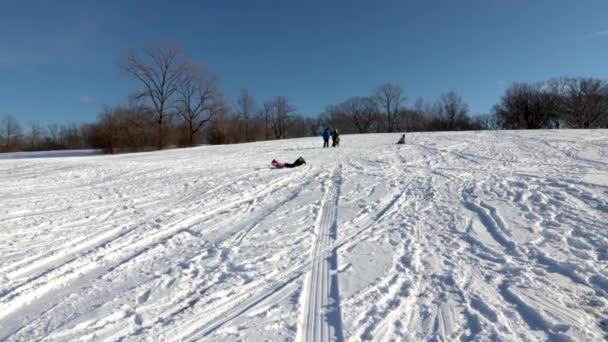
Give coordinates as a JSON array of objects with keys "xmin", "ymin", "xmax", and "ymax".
[{"xmin": 1, "ymin": 130, "xmax": 608, "ymax": 341}]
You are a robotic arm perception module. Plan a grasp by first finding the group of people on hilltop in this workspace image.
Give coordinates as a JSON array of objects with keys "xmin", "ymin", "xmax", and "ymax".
[
  {"xmin": 322, "ymin": 128, "xmax": 340, "ymax": 148},
  {"xmin": 272, "ymin": 132, "xmax": 405, "ymax": 169},
  {"xmin": 321, "ymin": 129, "xmax": 404, "ymax": 148},
  {"xmin": 270, "ymin": 127, "xmax": 339, "ymax": 169}
]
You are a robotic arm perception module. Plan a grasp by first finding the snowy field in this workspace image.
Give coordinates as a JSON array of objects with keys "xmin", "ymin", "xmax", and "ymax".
[
  {"xmin": 0, "ymin": 149, "xmax": 100, "ymax": 160},
  {"xmin": 1, "ymin": 130, "xmax": 607, "ymax": 341}
]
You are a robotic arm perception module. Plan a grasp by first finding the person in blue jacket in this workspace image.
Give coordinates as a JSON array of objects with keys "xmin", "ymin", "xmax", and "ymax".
[{"xmin": 322, "ymin": 128, "xmax": 331, "ymax": 148}]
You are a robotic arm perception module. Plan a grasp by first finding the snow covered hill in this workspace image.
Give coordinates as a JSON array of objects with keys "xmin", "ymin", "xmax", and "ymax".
[{"xmin": 1, "ymin": 130, "xmax": 607, "ymax": 341}]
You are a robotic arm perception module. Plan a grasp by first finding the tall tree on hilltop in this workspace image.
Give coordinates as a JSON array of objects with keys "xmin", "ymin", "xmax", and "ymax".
[
  {"xmin": 557, "ymin": 77, "xmax": 608, "ymax": 128},
  {"xmin": 434, "ymin": 91, "xmax": 470, "ymax": 130},
  {"xmin": 271, "ymin": 96, "xmax": 295, "ymax": 139},
  {"xmin": 375, "ymin": 83, "xmax": 405, "ymax": 132},
  {"xmin": 177, "ymin": 63, "xmax": 222, "ymax": 146},
  {"xmin": 236, "ymin": 89, "xmax": 256, "ymax": 142},
  {"xmin": 1, "ymin": 114, "xmax": 22, "ymax": 151},
  {"xmin": 120, "ymin": 45, "xmax": 186, "ymax": 149}
]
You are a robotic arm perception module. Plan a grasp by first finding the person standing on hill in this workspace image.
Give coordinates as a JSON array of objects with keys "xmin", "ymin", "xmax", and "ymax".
[
  {"xmin": 332, "ymin": 129, "xmax": 340, "ymax": 147},
  {"xmin": 322, "ymin": 128, "xmax": 330, "ymax": 148}
]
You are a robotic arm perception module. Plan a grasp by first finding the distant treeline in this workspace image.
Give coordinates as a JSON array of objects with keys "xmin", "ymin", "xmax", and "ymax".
[{"xmin": 2, "ymin": 45, "xmax": 607, "ymax": 153}]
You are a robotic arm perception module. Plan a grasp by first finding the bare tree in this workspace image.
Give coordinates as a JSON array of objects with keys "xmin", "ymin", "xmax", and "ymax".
[
  {"xmin": 177, "ymin": 64, "xmax": 222, "ymax": 146},
  {"xmin": 286, "ymin": 114, "xmax": 309, "ymax": 138},
  {"xmin": 120, "ymin": 45, "xmax": 186, "ymax": 149},
  {"xmin": 493, "ymin": 82, "xmax": 560, "ymax": 129},
  {"xmin": 320, "ymin": 104, "xmax": 355, "ymax": 133},
  {"xmin": 1, "ymin": 114, "xmax": 22, "ymax": 150},
  {"xmin": 433, "ymin": 91, "xmax": 470, "ymax": 130},
  {"xmin": 320, "ymin": 104, "xmax": 344, "ymax": 130},
  {"xmin": 59, "ymin": 124, "xmax": 83, "ymax": 149},
  {"xmin": 474, "ymin": 113, "xmax": 501, "ymax": 130},
  {"xmin": 303, "ymin": 116, "xmax": 323, "ymax": 136},
  {"xmin": 341, "ymin": 96, "xmax": 377, "ymax": 133},
  {"xmin": 557, "ymin": 77, "xmax": 608, "ymax": 128},
  {"xmin": 89, "ymin": 105, "xmax": 156, "ymax": 153},
  {"xmin": 207, "ymin": 108, "xmax": 234, "ymax": 145},
  {"xmin": 96, "ymin": 106, "xmax": 120, "ymax": 153},
  {"xmin": 260, "ymin": 102, "xmax": 274, "ymax": 140},
  {"xmin": 271, "ymin": 96, "xmax": 295, "ymax": 139},
  {"xmin": 47, "ymin": 124, "xmax": 60, "ymax": 143},
  {"xmin": 28, "ymin": 122, "xmax": 45, "ymax": 150},
  {"xmin": 374, "ymin": 83, "xmax": 405, "ymax": 132},
  {"xmin": 396, "ymin": 108, "xmax": 428, "ymax": 132},
  {"xmin": 257, "ymin": 97, "xmax": 296, "ymax": 140},
  {"xmin": 393, "ymin": 97, "xmax": 424, "ymax": 132},
  {"xmin": 236, "ymin": 89, "xmax": 256, "ymax": 142}
]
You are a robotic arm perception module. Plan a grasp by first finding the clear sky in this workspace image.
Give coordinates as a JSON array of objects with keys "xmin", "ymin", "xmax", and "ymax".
[{"xmin": 1, "ymin": 0, "xmax": 608, "ymax": 125}]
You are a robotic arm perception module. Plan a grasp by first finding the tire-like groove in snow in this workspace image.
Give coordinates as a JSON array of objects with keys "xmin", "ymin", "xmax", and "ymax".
[{"xmin": 298, "ymin": 166, "xmax": 344, "ymax": 342}]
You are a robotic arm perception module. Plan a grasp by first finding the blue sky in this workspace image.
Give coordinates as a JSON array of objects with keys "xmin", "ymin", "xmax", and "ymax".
[{"xmin": 1, "ymin": 0, "xmax": 608, "ymax": 125}]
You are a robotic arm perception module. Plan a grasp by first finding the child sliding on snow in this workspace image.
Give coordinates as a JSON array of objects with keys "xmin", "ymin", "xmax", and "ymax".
[{"xmin": 271, "ymin": 157, "xmax": 306, "ymax": 168}]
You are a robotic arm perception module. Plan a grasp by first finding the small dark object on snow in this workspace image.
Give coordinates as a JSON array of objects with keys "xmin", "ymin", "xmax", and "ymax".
[
  {"xmin": 396, "ymin": 134, "xmax": 406, "ymax": 145},
  {"xmin": 271, "ymin": 157, "xmax": 306, "ymax": 168}
]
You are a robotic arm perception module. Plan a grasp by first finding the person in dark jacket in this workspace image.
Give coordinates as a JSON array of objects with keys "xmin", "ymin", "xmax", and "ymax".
[
  {"xmin": 322, "ymin": 128, "xmax": 330, "ymax": 148},
  {"xmin": 331, "ymin": 129, "xmax": 340, "ymax": 147},
  {"xmin": 271, "ymin": 157, "xmax": 306, "ymax": 168}
]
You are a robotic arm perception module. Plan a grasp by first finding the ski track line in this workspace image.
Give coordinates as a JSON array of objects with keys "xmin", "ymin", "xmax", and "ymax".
[
  {"xmin": 177, "ymin": 271, "xmax": 303, "ymax": 341},
  {"xmin": 72, "ymin": 172, "xmax": 325, "ymax": 338},
  {"xmin": 335, "ymin": 175, "xmax": 419, "ymax": 255},
  {"xmin": 347, "ymin": 176, "xmax": 429, "ymax": 341},
  {"xmin": 177, "ymin": 168, "xmax": 345, "ymax": 341},
  {"xmin": 0, "ymin": 167, "xmax": 310, "ymax": 325},
  {"xmin": 0, "ymin": 168, "xmax": 265, "ymax": 280},
  {"xmin": 174, "ymin": 252, "xmax": 311, "ymax": 340},
  {"xmin": 225, "ymin": 170, "xmax": 323, "ymax": 247},
  {"xmin": 297, "ymin": 166, "xmax": 343, "ymax": 342},
  {"xmin": 0, "ymin": 172, "xmax": 310, "ymax": 341},
  {"xmin": 1, "ymin": 180, "xmax": 249, "ymax": 292},
  {"xmin": 13, "ymin": 239, "xmax": 229, "ymax": 342},
  {"xmin": 146, "ymin": 171, "xmax": 323, "ymax": 325}
]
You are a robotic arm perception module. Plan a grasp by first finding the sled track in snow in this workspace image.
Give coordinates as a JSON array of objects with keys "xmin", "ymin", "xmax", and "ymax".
[
  {"xmin": 178, "ymin": 167, "xmax": 346, "ymax": 341},
  {"xmin": 0, "ymin": 168, "xmax": 266, "ymax": 280},
  {"xmin": 0, "ymin": 167, "xmax": 311, "ymax": 335},
  {"xmin": 298, "ymin": 166, "xmax": 344, "ymax": 342}
]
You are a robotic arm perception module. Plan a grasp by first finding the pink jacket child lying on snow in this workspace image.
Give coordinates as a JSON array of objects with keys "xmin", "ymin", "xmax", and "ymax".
[{"xmin": 271, "ymin": 157, "xmax": 306, "ymax": 168}]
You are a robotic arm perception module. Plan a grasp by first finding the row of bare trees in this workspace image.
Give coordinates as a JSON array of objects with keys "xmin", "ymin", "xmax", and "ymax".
[
  {"xmin": 0, "ymin": 114, "xmax": 91, "ymax": 153},
  {"xmin": 320, "ymin": 77, "xmax": 608, "ymax": 135},
  {"xmin": 119, "ymin": 46, "xmax": 221, "ymax": 149},
  {"xmin": 98, "ymin": 46, "xmax": 314, "ymax": 151},
  {"xmin": 2, "ymin": 44, "xmax": 607, "ymax": 154},
  {"xmin": 319, "ymin": 84, "xmax": 480, "ymax": 134},
  {"xmin": 493, "ymin": 77, "xmax": 608, "ymax": 129}
]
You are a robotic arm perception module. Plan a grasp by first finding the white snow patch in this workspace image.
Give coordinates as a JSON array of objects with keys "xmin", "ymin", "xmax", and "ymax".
[{"xmin": 1, "ymin": 130, "xmax": 607, "ymax": 341}]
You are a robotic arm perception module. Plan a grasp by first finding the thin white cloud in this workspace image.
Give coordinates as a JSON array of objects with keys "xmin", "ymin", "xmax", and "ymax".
[
  {"xmin": 79, "ymin": 95, "xmax": 94, "ymax": 104},
  {"xmin": 584, "ymin": 30, "xmax": 608, "ymax": 39}
]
